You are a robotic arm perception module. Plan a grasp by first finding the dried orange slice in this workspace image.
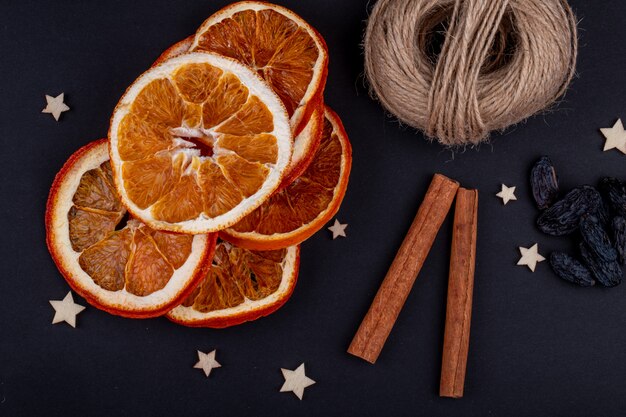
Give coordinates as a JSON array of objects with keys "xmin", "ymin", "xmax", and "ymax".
[
  {"xmin": 220, "ymin": 106, "xmax": 351, "ymax": 250},
  {"xmin": 46, "ymin": 140, "xmax": 217, "ymax": 318},
  {"xmin": 167, "ymin": 241, "xmax": 299, "ymax": 328},
  {"xmin": 190, "ymin": 1, "xmax": 328, "ymax": 135},
  {"xmin": 109, "ymin": 52, "xmax": 293, "ymax": 234}
]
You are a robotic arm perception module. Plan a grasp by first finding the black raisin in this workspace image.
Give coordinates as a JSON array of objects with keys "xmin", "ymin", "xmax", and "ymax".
[
  {"xmin": 579, "ymin": 215, "xmax": 617, "ymax": 262},
  {"xmin": 597, "ymin": 195, "xmax": 611, "ymax": 226},
  {"xmin": 530, "ymin": 156, "xmax": 559, "ymax": 210},
  {"xmin": 537, "ymin": 186, "xmax": 603, "ymax": 236},
  {"xmin": 549, "ymin": 252, "xmax": 595, "ymax": 287},
  {"xmin": 599, "ymin": 177, "xmax": 626, "ymax": 217},
  {"xmin": 613, "ymin": 216, "xmax": 626, "ymax": 265},
  {"xmin": 579, "ymin": 242, "xmax": 622, "ymax": 287}
]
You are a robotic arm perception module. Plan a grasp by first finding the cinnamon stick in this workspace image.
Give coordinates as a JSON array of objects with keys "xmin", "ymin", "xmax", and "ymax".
[
  {"xmin": 440, "ymin": 188, "xmax": 478, "ymax": 398},
  {"xmin": 348, "ymin": 174, "xmax": 459, "ymax": 363}
]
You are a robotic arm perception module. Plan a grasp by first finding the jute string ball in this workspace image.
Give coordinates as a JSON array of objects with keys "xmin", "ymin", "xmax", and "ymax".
[{"xmin": 364, "ymin": 0, "xmax": 578, "ymax": 146}]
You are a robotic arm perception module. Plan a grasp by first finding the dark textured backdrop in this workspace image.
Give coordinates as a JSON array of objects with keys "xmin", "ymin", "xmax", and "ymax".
[{"xmin": 2, "ymin": 1, "xmax": 626, "ymax": 416}]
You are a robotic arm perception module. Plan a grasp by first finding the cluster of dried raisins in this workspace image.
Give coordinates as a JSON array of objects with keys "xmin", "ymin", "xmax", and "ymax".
[{"xmin": 530, "ymin": 157, "xmax": 626, "ymax": 287}]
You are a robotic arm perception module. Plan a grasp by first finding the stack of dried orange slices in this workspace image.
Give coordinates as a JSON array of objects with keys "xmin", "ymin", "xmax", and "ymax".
[{"xmin": 46, "ymin": 1, "xmax": 352, "ymax": 328}]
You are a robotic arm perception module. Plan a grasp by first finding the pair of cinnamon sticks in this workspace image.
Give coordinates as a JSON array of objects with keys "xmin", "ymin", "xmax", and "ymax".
[{"xmin": 347, "ymin": 174, "xmax": 478, "ymax": 398}]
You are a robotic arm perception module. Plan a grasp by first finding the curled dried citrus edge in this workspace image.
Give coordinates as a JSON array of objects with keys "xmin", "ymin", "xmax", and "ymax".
[
  {"xmin": 190, "ymin": 0, "xmax": 329, "ymax": 136},
  {"xmin": 166, "ymin": 242, "xmax": 300, "ymax": 328},
  {"xmin": 277, "ymin": 104, "xmax": 324, "ymax": 191},
  {"xmin": 45, "ymin": 139, "xmax": 217, "ymax": 318},
  {"xmin": 108, "ymin": 52, "xmax": 293, "ymax": 234},
  {"xmin": 153, "ymin": 36, "xmax": 194, "ymax": 67},
  {"xmin": 219, "ymin": 106, "xmax": 352, "ymax": 250}
]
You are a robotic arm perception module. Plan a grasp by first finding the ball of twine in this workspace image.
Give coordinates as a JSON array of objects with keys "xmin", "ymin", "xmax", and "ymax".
[{"xmin": 364, "ymin": 0, "xmax": 578, "ymax": 146}]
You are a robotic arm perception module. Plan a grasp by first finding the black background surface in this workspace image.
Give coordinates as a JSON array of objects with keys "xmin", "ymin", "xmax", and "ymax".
[{"xmin": 2, "ymin": 0, "xmax": 626, "ymax": 416}]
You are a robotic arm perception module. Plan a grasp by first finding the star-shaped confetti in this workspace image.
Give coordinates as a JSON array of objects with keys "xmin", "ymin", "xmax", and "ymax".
[
  {"xmin": 600, "ymin": 119, "xmax": 626, "ymax": 154},
  {"xmin": 49, "ymin": 291, "xmax": 85, "ymax": 328},
  {"xmin": 517, "ymin": 244, "xmax": 546, "ymax": 272},
  {"xmin": 194, "ymin": 350, "xmax": 221, "ymax": 377},
  {"xmin": 42, "ymin": 93, "xmax": 70, "ymax": 121},
  {"xmin": 496, "ymin": 184, "xmax": 517, "ymax": 205},
  {"xmin": 328, "ymin": 219, "xmax": 347, "ymax": 239},
  {"xmin": 280, "ymin": 363, "xmax": 315, "ymax": 400}
]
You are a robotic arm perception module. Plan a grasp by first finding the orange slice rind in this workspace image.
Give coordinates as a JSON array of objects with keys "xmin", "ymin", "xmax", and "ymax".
[{"xmin": 278, "ymin": 103, "xmax": 324, "ymax": 190}]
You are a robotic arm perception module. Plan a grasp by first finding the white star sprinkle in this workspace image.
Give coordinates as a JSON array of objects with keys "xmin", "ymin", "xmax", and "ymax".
[
  {"xmin": 600, "ymin": 119, "xmax": 626, "ymax": 154},
  {"xmin": 42, "ymin": 93, "xmax": 70, "ymax": 121},
  {"xmin": 49, "ymin": 291, "xmax": 85, "ymax": 328},
  {"xmin": 517, "ymin": 244, "xmax": 546, "ymax": 272},
  {"xmin": 328, "ymin": 219, "xmax": 348, "ymax": 239},
  {"xmin": 496, "ymin": 184, "xmax": 517, "ymax": 205},
  {"xmin": 280, "ymin": 363, "xmax": 315, "ymax": 400},
  {"xmin": 194, "ymin": 350, "xmax": 221, "ymax": 377}
]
